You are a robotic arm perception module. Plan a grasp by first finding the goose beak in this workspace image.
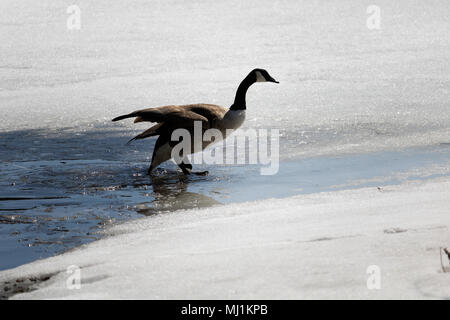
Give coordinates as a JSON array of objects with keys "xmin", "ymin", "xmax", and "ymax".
[{"xmin": 268, "ymin": 76, "xmax": 279, "ymax": 83}]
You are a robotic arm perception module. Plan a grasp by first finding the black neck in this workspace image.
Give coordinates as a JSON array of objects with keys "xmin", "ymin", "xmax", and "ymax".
[{"xmin": 230, "ymin": 73, "xmax": 255, "ymax": 110}]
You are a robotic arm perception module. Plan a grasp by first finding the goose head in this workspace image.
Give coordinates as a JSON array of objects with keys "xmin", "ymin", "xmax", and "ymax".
[
  {"xmin": 252, "ymin": 68, "xmax": 279, "ymax": 84},
  {"xmin": 230, "ymin": 68, "xmax": 278, "ymax": 110}
]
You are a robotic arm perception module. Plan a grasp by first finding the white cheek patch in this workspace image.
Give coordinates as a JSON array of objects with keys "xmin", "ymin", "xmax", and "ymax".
[{"xmin": 255, "ymin": 71, "xmax": 265, "ymax": 82}]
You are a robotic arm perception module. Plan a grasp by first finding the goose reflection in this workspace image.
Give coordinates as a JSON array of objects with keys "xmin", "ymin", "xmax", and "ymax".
[{"xmin": 133, "ymin": 170, "xmax": 221, "ymax": 216}]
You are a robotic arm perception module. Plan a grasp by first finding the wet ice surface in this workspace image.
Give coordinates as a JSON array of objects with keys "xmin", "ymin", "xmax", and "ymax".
[{"xmin": 1, "ymin": 125, "xmax": 450, "ymax": 270}]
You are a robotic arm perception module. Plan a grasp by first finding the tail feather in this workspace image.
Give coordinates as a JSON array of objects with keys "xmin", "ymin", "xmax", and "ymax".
[
  {"xmin": 112, "ymin": 113, "xmax": 136, "ymax": 122},
  {"xmin": 126, "ymin": 123, "xmax": 163, "ymax": 145}
]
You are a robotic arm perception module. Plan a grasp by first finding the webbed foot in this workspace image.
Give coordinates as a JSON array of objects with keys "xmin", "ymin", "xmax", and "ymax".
[{"xmin": 193, "ymin": 170, "xmax": 209, "ymax": 176}]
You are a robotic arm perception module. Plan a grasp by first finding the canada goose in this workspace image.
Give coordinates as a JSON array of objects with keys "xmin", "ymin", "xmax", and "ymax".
[{"xmin": 112, "ymin": 68, "xmax": 278, "ymax": 175}]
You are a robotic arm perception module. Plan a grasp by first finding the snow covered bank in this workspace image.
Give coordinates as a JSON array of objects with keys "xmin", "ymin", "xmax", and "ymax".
[{"xmin": 1, "ymin": 177, "xmax": 449, "ymax": 299}]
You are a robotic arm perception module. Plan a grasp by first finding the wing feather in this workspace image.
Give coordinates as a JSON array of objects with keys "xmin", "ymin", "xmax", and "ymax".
[
  {"xmin": 112, "ymin": 105, "xmax": 215, "ymax": 124},
  {"xmin": 113, "ymin": 104, "xmax": 228, "ymax": 144},
  {"xmin": 126, "ymin": 123, "xmax": 164, "ymax": 145}
]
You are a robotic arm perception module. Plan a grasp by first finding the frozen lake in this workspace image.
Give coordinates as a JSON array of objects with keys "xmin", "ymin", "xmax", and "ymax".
[{"xmin": 0, "ymin": 0, "xmax": 449, "ymax": 273}]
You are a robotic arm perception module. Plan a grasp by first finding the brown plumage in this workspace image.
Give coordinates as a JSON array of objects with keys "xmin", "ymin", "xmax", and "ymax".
[
  {"xmin": 113, "ymin": 104, "xmax": 229, "ymax": 174},
  {"xmin": 112, "ymin": 68, "xmax": 278, "ymax": 175},
  {"xmin": 112, "ymin": 104, "xmax": 225, "ymax": 125}
]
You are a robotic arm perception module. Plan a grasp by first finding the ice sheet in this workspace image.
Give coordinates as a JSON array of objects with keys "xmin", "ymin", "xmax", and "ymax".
[{"xmin": 1, "ymin": 0, "xmax": 449, "ymax": 159}]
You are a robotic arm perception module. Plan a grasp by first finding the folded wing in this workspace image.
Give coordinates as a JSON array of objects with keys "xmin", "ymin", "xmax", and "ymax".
[{"xmin": 112, "ymin": 105, "xmax": 209, "ymax": 125}]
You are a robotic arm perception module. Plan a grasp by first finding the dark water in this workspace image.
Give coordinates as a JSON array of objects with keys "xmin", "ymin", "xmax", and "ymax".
[{"xmin": 1, "ymin": 127, "xmax": 450, "ymax": 271}]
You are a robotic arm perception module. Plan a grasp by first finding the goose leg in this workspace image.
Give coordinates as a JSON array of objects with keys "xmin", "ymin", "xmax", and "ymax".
[
  {"xmin": 177, "ymin": 157, "xmax": 208, "ymax": 176},
  {"xmin": 176, "ymin": 155, "xmax": 192, "ymax": 175},
  {"xmin": 193, "ymin": 170, "xmax": 209, "ymax": 176},
  {"xmin": 148, "ymin": 136, "xmax": 172, "ymax": 175},
  {"xmin": 178, "ymin": 162, "xmax": 193, "ymax": 175}
]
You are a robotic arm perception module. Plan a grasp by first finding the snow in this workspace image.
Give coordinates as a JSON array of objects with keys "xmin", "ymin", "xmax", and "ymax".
[
  {"xmin": 1, "ymin": 177, "xmax": 449, "ymax": 299},
  {"xmin": 1, "ymin": 0, "xmax": 449, "ymax": 299}
]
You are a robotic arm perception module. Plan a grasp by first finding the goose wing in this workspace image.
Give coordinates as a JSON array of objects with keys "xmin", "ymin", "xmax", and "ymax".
[
  {"xmin": 112, "ymin": 105, "xmax": 210, "ymax": 125},
  {"xmin": 126, "ymin": 123, "xmax": 164, "ymax": 145},
  {"xmin": 184, "ymin": 104, "xmax": 227, "ymax": 123},
  {"xmin": 114, "ymin": 104, "xmax": 228, "ymax": 143}
]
